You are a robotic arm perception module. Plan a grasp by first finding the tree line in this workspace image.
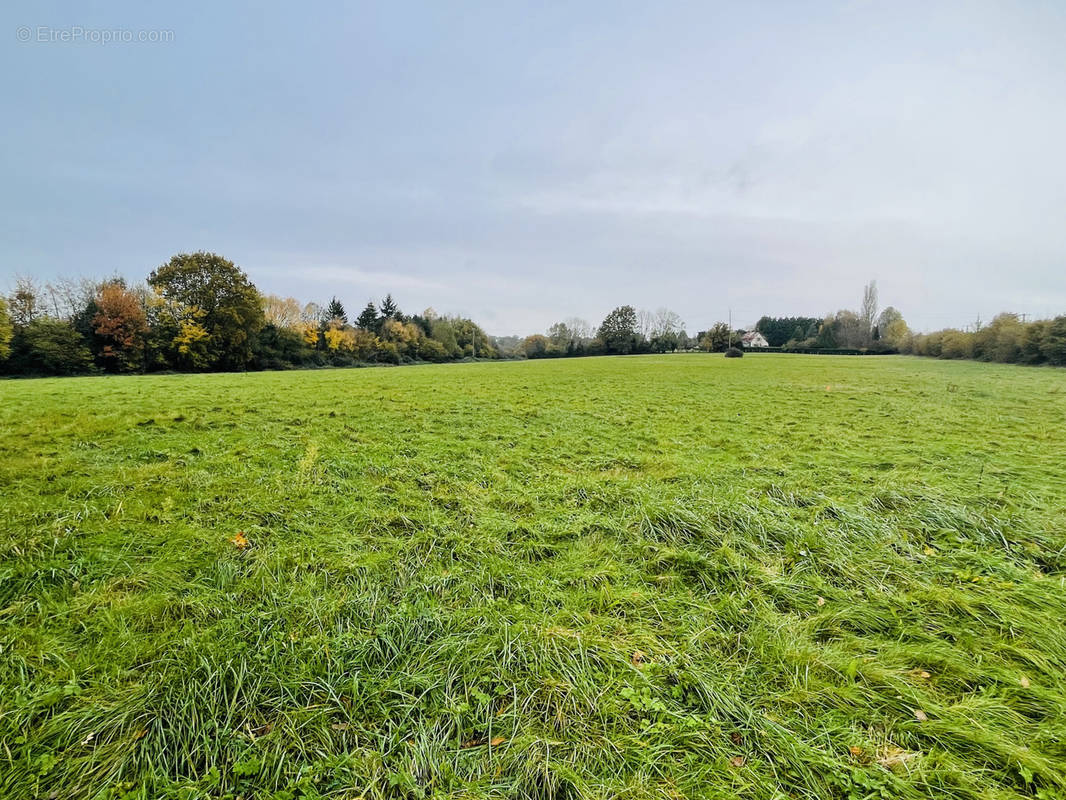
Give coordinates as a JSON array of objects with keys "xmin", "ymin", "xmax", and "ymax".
[
  {"xmin": 518, "ymin": 280, "xmax": 1065, "ymax": 366},
  {"xmin": 899, "ymin": 314, "xmax": 1066, "ymax": 365},
  {"xmin": 518, "ymin": 282, "xmax": 899, "ymax": 358},
  {"xmin": 516, "ymin": 306, "xmax": 690, "ymax": 358},
  {"xmin": 0, "ymin": 252, "xmax": 496, "ymax": 376},
  {"xmin": 751, "ymin": 281, "xmax": 1065, "ymax": 365},
  {"xmin": 2, "ymin": 266, "xmax": 1064, "ymax": 376}
]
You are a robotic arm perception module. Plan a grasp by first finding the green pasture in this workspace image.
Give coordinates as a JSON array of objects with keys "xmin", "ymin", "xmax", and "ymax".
[{"xmin": 1, "ymin": 355, "xmax": 1065, "ymax": 799}]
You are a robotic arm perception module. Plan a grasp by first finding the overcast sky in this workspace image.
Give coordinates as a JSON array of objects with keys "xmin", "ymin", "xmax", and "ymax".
[{"xmin": 3, "ymin": 1, "xmax": 1065, "ymax": 335}]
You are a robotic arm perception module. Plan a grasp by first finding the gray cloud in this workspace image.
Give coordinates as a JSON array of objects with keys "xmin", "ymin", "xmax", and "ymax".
[{"xmin": 2, "ymin": 0, "xmax": 1064, "ymax": 336}]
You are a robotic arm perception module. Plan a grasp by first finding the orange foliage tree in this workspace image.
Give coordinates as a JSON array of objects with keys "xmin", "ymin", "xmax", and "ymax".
[{"xmin": 92, "ymin": 282, "xmax": 148, "ymax": 371}]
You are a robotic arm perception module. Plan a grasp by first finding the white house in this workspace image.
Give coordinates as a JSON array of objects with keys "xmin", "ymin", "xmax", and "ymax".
[{"xmin": 740, "ymin": 331, "xmax": 770, "ymax": 348}]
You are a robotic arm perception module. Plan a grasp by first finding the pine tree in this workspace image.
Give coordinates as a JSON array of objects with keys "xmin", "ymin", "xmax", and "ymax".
[
  {"xmin": 356, "ymin": 302, "xmax": 378, "ymax": 331},
  {"xmin": 326, "ymin": 297, "xmax": 347, "ymax": 323},
  {"xmin": 379, "ymin": 294, "xmax": 399, "ymax": 320}
]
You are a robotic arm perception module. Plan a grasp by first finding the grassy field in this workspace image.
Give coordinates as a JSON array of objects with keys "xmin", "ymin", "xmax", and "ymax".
[{"xmin": 2, "ymin": 354, "xmax": 1065, "ymax": 800}]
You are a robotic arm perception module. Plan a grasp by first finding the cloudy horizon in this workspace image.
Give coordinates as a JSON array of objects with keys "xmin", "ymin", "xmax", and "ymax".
[{"xmin": 3, "ymin": 1, "xmax": 1064, "ymax": 336}]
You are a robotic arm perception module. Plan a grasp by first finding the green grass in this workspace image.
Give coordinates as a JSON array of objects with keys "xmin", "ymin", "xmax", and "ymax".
[{"xmin": 2, "ymin": 354, "xmax": 1065, "ymax": 800}]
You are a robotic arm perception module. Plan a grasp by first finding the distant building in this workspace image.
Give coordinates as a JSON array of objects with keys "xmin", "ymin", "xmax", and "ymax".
[{"xmin": 740, "ymin": 331, "xmax": 770, "ymax": 348}]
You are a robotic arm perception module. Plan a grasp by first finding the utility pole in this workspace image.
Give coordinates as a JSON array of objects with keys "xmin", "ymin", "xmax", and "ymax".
[{"xmin": 728, "ymin": 308, "xmax": 732, "ymax": 349}]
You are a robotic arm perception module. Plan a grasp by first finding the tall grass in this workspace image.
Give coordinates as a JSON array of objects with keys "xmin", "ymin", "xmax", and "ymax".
[{"xmin": 1, "ymin": 355, "xmax": 1064, "ymax": 798}]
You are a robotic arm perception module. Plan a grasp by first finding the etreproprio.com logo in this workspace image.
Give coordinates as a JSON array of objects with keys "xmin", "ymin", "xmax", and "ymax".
[{"xmin": 16, "ymin": 25, "xmax": 175, "ymax": 44}]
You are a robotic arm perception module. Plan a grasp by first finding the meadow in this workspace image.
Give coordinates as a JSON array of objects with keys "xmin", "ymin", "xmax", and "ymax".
[{"xmin": 1, "ymin": 354, "xmax": 1065, "ymax": 800}]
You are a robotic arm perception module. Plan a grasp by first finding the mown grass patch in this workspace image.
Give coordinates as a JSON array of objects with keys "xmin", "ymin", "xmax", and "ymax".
[{"xmin": 1, "ymin": 355, "xmax": 1065, "ymax": 799}]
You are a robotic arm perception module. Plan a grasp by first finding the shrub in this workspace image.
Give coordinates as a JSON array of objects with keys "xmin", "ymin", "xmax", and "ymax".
[
  {"xmin": 418, "ymin": 338, "xmax": 449, "ymax": 362},
  {"xmin": 16, "ymin": 318, "xmax": 93, "ymax": 375},
  {"xmin": 940, "ymin": 329, "xmax": 974, "ymax": 360},
  {"xmin": 724, "ymin": 347, "xmax": 743, "ymax": 358}
]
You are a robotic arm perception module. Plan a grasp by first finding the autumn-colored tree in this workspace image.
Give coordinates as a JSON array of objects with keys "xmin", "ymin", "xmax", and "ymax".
[
  {"xmin": 143, "ymin": 293, "xmax": 212, "ymax": 371},
  {"xmin": 522, "ymin": 334, "xmax": 549, "ymax": 358},
  {"xmin": 380, "ymin": 318, "xmax": 406, "ymax": 341},
  {"xmin": 972, "ymin": 313, "xmax": 1023, "ymax": 362},
  {"xmin": 873, "ymin": 307, "xmax": 908, "ymax": 350},
  {"xmin": 349, "ymin": 329, "xmax": 380, "ymax": 361},
  {"xmin": 323, "ymin": 322, "xmax": 356, "ymax": 352},
  {"xmin": 91, "ymin": 282, "xmax": 148, "ymax": 371},
  {"xmin": 262, "ymin": 295, "xmax": 304, "ymax": 329},
  {"xmin": 148, "ymin": 252, "xmax": 264, "ymax": 370},
  {"xmin": 447, "ymin": 317, "xmax": 493, "ymax": 358},
  {"xmin": 940, "ymin": 329, "xmax": 974, "ymax": 360},
  {"xmin": 881, "ymin": 318, "xmax": 910, "ymax": 350},
  {"xmin": 380, "ymin": 318, "xmax": 424, "ymax": 357},
  {"xmin": 301, "ymin": 323, "xmax": 321, "ymax": 348},
  {"xmin": 174, "ymin": 317, "xmax": 212, "ymax": 367}
]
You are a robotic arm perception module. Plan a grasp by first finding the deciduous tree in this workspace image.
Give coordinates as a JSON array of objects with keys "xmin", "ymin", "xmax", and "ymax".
[
  {"xmin": 301, "ymin": 302, "xmax": 324, "ymax": 325},
  {"xmin": 43, "ymin": 277, "xmax": 98, "ymax": 321},
  {"xmin": 652, "ymin": 308, "xmax": 684, "ymax": 338},
  {"xmin": 522, "ymin": 334, "xmax": 549, "ymax": 358},
  {"xmin": 148, "ymin": 252, "xmax": 264, "ymax": 370},
  {"xmin": 831, "ymin": 310, "xmax": 866, "ymax": 348},
  {"xmin": 262, "ymin": 295, "xmax": 304, "ymax": 329},
  {"xmin": 91, "ymin": 282, "xmax": 148, "ymax": 371},
  {"xmin": 861, "ymin": 281, "xmax": 879, "ymax": 344},
  {"xmin": 8, "ymin": 276, "xmax": 42, "ymax": 328},
  {"xmin": 698, "ymin": 322, "xmax": 731, "ymax": 352},
  {"xmin": 598, "ymin": 305, "xmax": 639, "ymax": 354},
  {"xmin": 636, "ymin": 308, "xmax": 655, "ymax": 341}
]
